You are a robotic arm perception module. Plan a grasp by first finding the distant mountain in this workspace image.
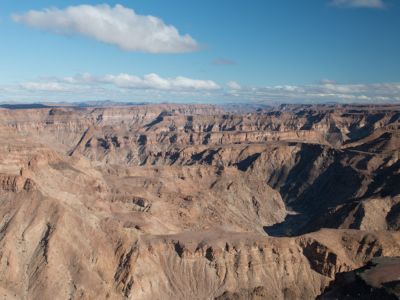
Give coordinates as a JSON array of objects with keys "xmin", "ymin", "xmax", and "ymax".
[
  {"xmin": 0, "ymin": 100, "xmax": 149, "ymax": 109},
  {"xmin": 0, "ymin": 103, "xmax": 53, "ymax": 109}
]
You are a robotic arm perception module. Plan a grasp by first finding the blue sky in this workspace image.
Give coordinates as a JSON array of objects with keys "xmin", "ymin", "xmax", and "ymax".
[{"xmin": 0, "ymin": 0, "xmax": 399, "ymax": 103}]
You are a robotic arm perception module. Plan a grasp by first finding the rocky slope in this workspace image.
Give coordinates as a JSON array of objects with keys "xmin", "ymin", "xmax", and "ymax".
[
  {"xmin": 318, "ymin": 256, "xmax": 400, "ymax": 299},
  {"xmin": 0, "ymin": 104, "xmax": 399, "ymax": 299}
]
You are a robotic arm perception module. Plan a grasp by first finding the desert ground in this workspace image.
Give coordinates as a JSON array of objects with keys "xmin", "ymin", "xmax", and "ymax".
[{"xmin": 0, "ymin": 104, "xmax": 399, "ymax": 299}]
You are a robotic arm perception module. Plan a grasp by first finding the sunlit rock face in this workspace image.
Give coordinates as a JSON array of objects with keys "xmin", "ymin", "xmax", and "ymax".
[{"xmin": 0, "ymin": 103, "xmax": 399, "ymax": 299}]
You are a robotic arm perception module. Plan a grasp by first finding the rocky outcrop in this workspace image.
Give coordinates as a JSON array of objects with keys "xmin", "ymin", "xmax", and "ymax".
[{"xmin": 318, "ymin": 256, "xmax": 400, "ymax": 299}]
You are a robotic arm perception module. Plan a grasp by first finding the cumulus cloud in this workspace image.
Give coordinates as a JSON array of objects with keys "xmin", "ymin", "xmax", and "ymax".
[
  {"xmin": 20, "ymin": 82, "xmax": 71, "ymax": 92},
  {"xmin": 330, "ymin": 0, "xmax": 386, "ymax": 8},
  {"xmin": 227, "ymin": 81, "xmax": 241, "ymax": 90},
  {"xmin": 12, "ymin": 4, "xmax": 199, "ymax": 53},
  {"xmin": 2, "ymin": 75, "xmax": 400, "ymax": 104},
  {"xmin": 100, "ymin": 73, "xmax": 220, "ymax": 90},
  {"xmin": 20, "ymin": 73, "xmax": 220, "ymax": 92},
  {"xmin": 230, "ymin": 82, "xmax": 400, "ymax": 103}
]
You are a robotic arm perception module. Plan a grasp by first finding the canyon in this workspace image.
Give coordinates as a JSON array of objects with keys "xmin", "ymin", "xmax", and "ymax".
[{"xmin": 0, "ymin": 103, "xmax": 399, "ymax": 299}]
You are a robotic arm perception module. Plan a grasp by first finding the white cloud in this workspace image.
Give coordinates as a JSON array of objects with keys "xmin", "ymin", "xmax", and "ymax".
[
  {"xmin": 227, "ymin": 81, "xmax": 241, "ymax": 90},
  {"xmin": 19, "ymin": 73, "xmax": 220, "ymax": 92},
  {"xmin": 12, "ymin": 4, "xmax": 199, "ymax": 53},
  {"xmin": 330, "ymin": 0, "xmax": 385, "ymax": 8},
  {"xmin": 230, "ymin": 82, "xmax": 400, "ymax": 103},
  {"xmin": 2, "ymin": 75, "xmax": 400, "ymax": 104},
  {"xmin": 20, "ymin": 82, "xmax": 71, "ymax": 92},
  {"xmin": 101, "ymin": 73, "xmax": 220, "ymax": 90}
]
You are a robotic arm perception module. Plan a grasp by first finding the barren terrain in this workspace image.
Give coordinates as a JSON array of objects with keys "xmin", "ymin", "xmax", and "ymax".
[{"xmin": 0, "ymin": 103, "xmax": 399, "ymax": 299}]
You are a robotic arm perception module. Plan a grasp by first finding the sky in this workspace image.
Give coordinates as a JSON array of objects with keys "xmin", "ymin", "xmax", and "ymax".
[{"xmin": 0, "ymin": 0, "xmax": 399, "ymax": 104}]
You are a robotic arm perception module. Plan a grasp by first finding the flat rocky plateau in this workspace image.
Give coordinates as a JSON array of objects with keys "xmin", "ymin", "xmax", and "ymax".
[{"xmin": 0, "ymin": 103, "xmax": 399, "ymax": 299}]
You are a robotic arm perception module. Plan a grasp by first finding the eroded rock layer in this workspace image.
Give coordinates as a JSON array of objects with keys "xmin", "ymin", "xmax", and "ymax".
[{"xmin": 0, "ymin": 104, "xmax": 399, "ymax": 299}]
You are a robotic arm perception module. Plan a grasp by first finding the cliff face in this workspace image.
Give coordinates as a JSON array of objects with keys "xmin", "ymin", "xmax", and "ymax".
[
  {"xmin": 0, "ymin": 104, "xmax": 399, "ymax": 299},
  {"xmin": 318, "ymin": 256, "xmax": 400, "ymax": 299}
]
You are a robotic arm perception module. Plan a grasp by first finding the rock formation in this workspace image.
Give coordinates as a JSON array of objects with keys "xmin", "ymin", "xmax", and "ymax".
[{"xmin": 0, "ymin": 103, "xmax": 399, "ymax": 299}]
